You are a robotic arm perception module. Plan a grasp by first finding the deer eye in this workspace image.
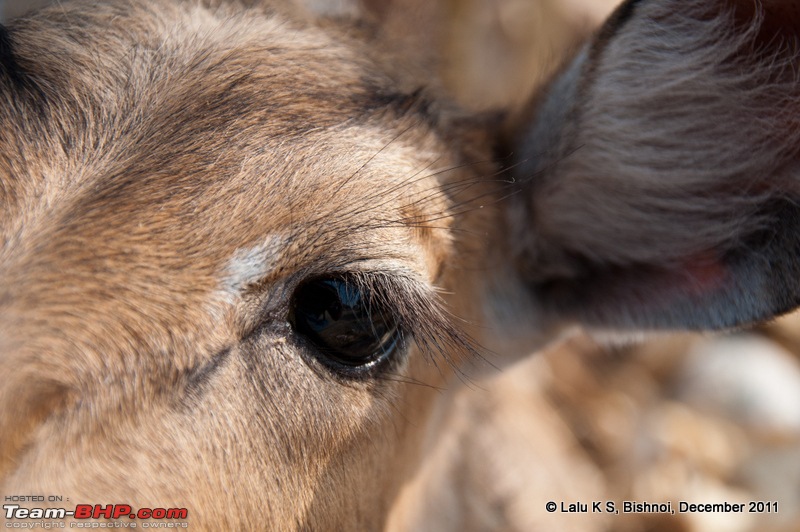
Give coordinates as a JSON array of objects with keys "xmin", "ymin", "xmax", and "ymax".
[{"xmin": 289, "ymin": 277, "xmax": 401, "ymax": 371}]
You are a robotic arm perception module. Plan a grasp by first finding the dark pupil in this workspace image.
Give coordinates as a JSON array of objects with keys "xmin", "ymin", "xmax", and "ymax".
[{"xmin": 291, "ymin": 278, "xmax": 398, "ymax": 366}]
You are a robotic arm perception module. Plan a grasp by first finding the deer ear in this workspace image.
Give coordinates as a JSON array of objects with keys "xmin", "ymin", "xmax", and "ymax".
[{"xmin": 505, "ymin": 0, "xmax": 800, "ymax": 331}]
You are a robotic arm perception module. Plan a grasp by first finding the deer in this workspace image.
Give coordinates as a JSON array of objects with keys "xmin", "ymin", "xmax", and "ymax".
[{"xmin": 1, "ymin": 0, "xmax": 798, "ymax": 529}]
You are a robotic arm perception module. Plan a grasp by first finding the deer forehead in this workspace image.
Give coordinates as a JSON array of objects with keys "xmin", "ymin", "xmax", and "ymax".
[
  {"xmin": 2, "ymin": 126, "xmax": 454, "ymax": 379},
  {"xmin": 0, "ymin": 7, "xmax": 459, "ymax": 391}
]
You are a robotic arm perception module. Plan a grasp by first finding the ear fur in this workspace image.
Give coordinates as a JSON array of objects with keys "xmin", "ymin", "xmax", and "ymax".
[{"xmin": 506, "ymin": 0, "xmax": 800, "ymax": 330}]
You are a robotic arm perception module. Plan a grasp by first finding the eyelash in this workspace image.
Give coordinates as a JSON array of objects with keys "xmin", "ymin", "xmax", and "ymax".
[{"xmin": 286, "ymin": 269, "xmax": 479, "ymax": 379}]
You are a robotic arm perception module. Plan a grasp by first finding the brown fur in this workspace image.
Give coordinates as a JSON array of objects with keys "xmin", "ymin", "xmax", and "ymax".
[
  {"xmin": 1, "ymin": 0, "xmax": 799, "ymax": 529},
  {"xmin": 0, "ymin": 2, "xmax": 497, "ymax": 528}
]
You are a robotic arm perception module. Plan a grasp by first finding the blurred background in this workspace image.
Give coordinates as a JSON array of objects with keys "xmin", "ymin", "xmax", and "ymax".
[{"xmin": 3, "ymin": 1, "xmax": 799, "ymax": 531}]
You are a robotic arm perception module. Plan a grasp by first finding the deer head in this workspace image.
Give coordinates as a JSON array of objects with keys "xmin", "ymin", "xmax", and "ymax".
[{"xmin": 0, "ymin": 0, "xmax": 798, "ymax": 529}]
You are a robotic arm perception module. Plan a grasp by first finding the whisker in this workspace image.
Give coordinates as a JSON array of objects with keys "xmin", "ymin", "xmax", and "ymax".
[
  {"xmin": 336, "ymin": 160, "xmax": 492, "ymax": 222},
  {"xmin": 330, "ymin": 123, "xmax": 418, "ymax": 199},
  {"xmin": 373, "ymin": 373, "xmax": 447, "ymax": 391}
]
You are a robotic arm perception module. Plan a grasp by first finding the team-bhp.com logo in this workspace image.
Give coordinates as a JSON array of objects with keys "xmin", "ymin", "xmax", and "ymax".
[{"xmin": 4, "ymin": 504, "xmax": 188, "ymax": 528}]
